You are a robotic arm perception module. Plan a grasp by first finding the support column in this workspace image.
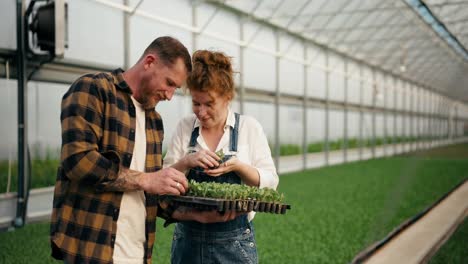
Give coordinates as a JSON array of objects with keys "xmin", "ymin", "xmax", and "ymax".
[
  {"xmin": 343, "ymin": 60, "xmax": 348, "ymax": 162},
  {"xmin": 425, "ymin": 90, "xmax": 428, "ymax": 147},
  {"xmin": 239, "ymin": 16, "xmax": 245, "ymax": 114},
  {"xmin": 447, "ymin": 99, "xmax": 451, "ymax": 140},
  {"xmin": 371, "ymin": 69, "xmax": 376, "ymax": 158},
  {"xmin": 359, "ymin": 66, "xmax": 364, "ymax": 160},
  {"xmin": 123, "ymin": 0, "xmax": 130, "ymax": 69},
  {"xmin": 192, "ymin": 3, "xmax": 198, "ymax": 52},
  {"xmin": 302, "ymin": 41, "xmax": 308, "ymax": 170},
  {"xmin": 401, "ymin": 82, "xmax": 406, "ymax": 153},
  {"xmin": 15, "ymin": 0, "xmax": 29, "ymax": 228},
  {"xmin": 274, "ymin": 30, "xmax": 280, "ymax": 169},
  {"xmin": 416, "ymin": 87, "xmax": 419, "ymax": 150},
  {"xmin": 410, "ymin": 84, "xmax": 414, "ymax": 152},
  {"xmin": 454, "ymin": 103, "xmax": 458, "ymax": 139},
  {"xmin": 393, "ymin": 77, "xmax": 397, "ymax": 154},
  {"xmin": 416, "ymin": 87, "xmax": 421, "ymax": 150},
  {"xmin": 324, "ymin": 51, "xmax": 330, "ymax": 166},
  {"xmin": 383, "ymin": 75, "xmax": 388, "ymax": 157},
  {"xmin": 433, "ymin": 94, "xmax": 437, "ymax": 147},
  {"xmin": 429, "ymin": 92, "xmax": 433, "ymax": 149}
]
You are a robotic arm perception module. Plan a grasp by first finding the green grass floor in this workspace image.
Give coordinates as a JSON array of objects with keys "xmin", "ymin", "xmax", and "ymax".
[
  {"xmin": 251, "ymin": 157, "xmax": 467, "ymax": 263},
  {"xmin": 428, "ymin": 218, "xmax": 468, "ymax": 264},
  {"xmin": 0, "ymin": 144, "xmax": 467, "ymax": 263}
]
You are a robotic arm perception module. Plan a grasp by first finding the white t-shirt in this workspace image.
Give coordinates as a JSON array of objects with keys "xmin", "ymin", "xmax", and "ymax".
[
  {"xmin": 164, "ymin": 108, "xmax": 279, "ymax": 221},
  {"xmin": 113, "ymin": 96, "xmax": 147, "ymax": 264}
]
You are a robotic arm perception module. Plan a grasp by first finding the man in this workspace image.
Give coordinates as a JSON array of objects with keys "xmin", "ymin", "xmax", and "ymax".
[{"xmin": 50, "ymin": 36, "xmax": 191, "ymax": 264}]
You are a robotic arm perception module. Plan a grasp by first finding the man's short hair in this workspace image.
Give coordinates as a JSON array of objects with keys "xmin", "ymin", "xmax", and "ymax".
[{"xmin": 142, "ymin": 36, "xmax": 192, "ymax": 73}]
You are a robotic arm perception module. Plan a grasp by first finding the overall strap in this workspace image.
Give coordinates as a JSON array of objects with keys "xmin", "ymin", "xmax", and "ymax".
[
  {"xmin": 188, "ymin": 118, "xmax": 199, "ymax": 150},
  {"xmin": 189, "ymin": 127, "xmax": 199, "ymax": 148},
  {"xmin": 188, "ymin": 113, "xmax": 240, "ymax": 151},
  {"xmin": 230, "ymin": 113, "xmax": 240, "ymax": 152}
]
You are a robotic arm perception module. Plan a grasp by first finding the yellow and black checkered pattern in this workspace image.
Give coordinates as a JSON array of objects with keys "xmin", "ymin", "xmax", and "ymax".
[{"xmin": 51, "ymin": 69, "xmax": 164, "ymax": 264}]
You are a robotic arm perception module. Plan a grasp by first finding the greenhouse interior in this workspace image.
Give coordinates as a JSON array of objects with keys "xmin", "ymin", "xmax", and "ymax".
[{"xmin": 0, "ymin": 0, "xmax": 467, "ymax": 263}]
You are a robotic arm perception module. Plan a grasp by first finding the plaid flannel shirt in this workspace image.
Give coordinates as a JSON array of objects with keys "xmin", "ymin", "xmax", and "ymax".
[{"xmin": 50, "ymin": 68, "xmax": 168, "ymax": 264}]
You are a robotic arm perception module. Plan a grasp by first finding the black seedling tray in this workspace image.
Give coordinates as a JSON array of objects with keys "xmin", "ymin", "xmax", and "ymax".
[{"xmin": 160, "ymin": 195, "xmax": 291, "ymax": 214}]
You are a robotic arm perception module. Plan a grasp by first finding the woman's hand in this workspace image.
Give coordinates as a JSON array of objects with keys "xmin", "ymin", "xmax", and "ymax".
[
  {"xmin": 204, "ymin": 157, "xmax": 239, "ymax": 176},
  {"xmin": 206, "ymin": 157, "xmax": 261, "ymax": 187},
  {"xmin": 183, "ymin": 149, "xmax": 221, "ymax": 170}
]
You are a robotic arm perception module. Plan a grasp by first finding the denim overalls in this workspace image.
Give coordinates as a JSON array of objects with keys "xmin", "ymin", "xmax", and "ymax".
[{"xmin": 171, "ymin": 113, "xmax": 258, "ymax": 264}]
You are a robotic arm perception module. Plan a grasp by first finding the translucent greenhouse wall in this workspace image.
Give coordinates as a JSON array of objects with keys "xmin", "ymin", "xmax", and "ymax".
[{"xmin": 1, "ymin": 0, "xmax": 467, "ymax": 163}]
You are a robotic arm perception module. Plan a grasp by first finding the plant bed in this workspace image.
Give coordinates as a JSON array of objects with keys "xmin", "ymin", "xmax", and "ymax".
[{"xmin": 159, "ymin": 180, "xmax": 291, "ymax": 214}]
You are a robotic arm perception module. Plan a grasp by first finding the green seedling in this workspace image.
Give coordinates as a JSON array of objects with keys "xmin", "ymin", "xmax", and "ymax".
[
  {"xmin": 215, "ymin": 149, "xmax": 225, "ymax": 160},
  {"xmin": 187, "ymin": 180, "xmax": 285, "ymax": 203},
  {"xmin": 208, "ymin": 149, "xmax": 226, "ymax": 169}
]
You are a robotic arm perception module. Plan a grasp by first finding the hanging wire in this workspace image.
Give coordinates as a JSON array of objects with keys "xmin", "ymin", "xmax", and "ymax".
[{"xmin": 6, "ymin": 60, "xmax": 12, "ymax": 194}]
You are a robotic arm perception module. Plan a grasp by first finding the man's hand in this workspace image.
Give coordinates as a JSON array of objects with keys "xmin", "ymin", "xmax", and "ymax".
[
  {"xmin": 172, "ymin": 208, "xmax": 245, "ymax": 223},
  {"xmin": 139, "ymin": 167, "xmax": 188, "ymax": 195},
  {"xmin": 193, "ymin": 210, "xmax": 240, "ymax": 223}
]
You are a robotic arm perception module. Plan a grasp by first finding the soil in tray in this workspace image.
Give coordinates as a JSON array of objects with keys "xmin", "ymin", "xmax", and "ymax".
[{"xmin": 162, "ymin": 195, "xmax": 291, "ymax": 214}]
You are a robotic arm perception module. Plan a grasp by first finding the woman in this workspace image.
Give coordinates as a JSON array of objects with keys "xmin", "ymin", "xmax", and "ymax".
[{"xmin": 164, "ymin": 50, "xmax": 279, "ymax": 264}]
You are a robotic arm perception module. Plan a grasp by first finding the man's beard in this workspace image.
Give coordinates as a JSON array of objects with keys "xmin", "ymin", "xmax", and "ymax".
[
  {"xmin": 139, "ymin": 87, "xmax": 158, "ymax": 110},
  {"xmin": 141, "ymin": 96, "xmax": 157, "ymax": 110}
]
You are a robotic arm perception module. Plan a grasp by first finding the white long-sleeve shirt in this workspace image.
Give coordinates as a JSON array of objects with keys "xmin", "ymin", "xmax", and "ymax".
[{"xmin": 164, "ymin": 109, "xmax": 279, "ymax": 220}]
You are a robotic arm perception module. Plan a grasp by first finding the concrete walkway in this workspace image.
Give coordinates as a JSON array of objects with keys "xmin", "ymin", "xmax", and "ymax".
[{"xmin": 363, "ymin": 180, "xmax": 467, "ymax": 264}]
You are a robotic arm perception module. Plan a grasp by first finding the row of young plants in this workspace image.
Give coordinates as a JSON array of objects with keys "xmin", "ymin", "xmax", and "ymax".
[
  {"xmin": 276, "ymin": 135, "xmax": 452, "ymax": 156},
  {"xmin": 0, "ymin": 159, "xmax": 59, "ymax": 194},
  {"xmin": 428, "ymin": 218, "xmax": 468, "ymax": 264},
  {"xmin": 0, "ymin": 135, "xmax": 459, "ymax": 193},
  {"xmin": 186, "ymin": 179, "xmax": 285, "ymax": 202}
]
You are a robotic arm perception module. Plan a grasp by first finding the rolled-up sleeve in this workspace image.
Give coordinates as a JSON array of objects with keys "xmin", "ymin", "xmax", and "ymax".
[
  {"xmin": 249, "ymin": 118, "xmax": 279, "ymax": 190},
  {"xmin": 163, "ymin": 118, "xmax": 187, "ymax": 169}
]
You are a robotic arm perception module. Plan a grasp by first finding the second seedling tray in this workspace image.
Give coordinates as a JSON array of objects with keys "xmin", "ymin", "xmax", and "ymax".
[{"xmin": 160, "ymin": 195, "xmax": 291, "ymax": 214}]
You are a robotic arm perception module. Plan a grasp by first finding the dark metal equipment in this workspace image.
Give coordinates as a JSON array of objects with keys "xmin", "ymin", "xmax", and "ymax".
[
  {"xmin": 27, "ymin": 0, "xmax": 68, "ymax": 58},
  {"xmin": 13, "ymin": 0, "xmax": 67, "ymax": 228}
]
